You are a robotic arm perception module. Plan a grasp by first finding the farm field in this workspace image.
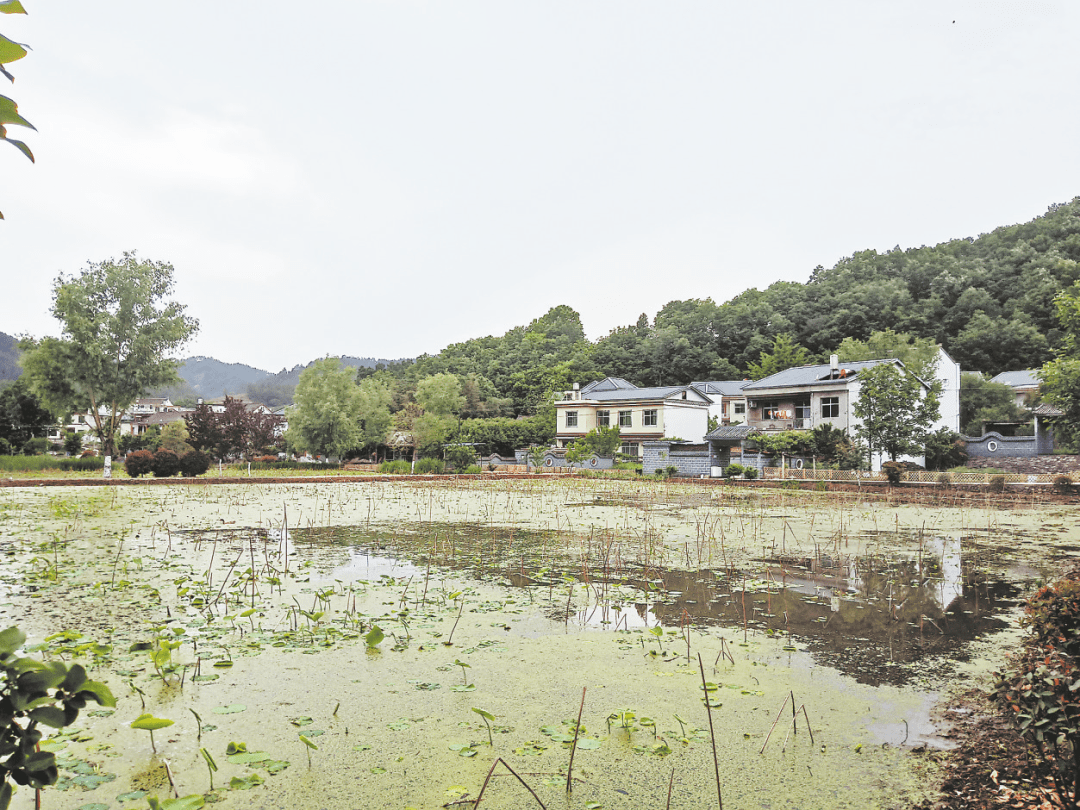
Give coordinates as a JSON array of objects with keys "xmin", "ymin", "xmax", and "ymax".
[{"xmin": 0, "ymin": 477, "xmax": 1072, "ymax": 810}]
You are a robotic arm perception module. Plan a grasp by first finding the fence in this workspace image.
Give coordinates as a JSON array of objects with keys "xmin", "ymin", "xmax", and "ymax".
[{"xmin": 761, "ymin": 467, "xmax": 1076, "ymax": 485}]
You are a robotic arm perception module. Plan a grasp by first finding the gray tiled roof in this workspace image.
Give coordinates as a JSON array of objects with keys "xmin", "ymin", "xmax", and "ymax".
[
  {"xmin": 588, "ymin": 385, "xmax": 693, "ymax": 402},
  {"xmin": 704, "ymin": 425, "xmax": 759, "ymax": 440},
  {"xmin": 742, "ymin": 359, "xmax": 896, "ymax": 390},
  {"xmin": 581, "ymin": 377, "xmax": 636, "ymax": 394},
  {"xmin": 990, "ymin": 370, "xmax": 1040, "ymax": 389},
  {"xmin": 691, "ymin": 380, "xmax": 751, "ymax": 396}
]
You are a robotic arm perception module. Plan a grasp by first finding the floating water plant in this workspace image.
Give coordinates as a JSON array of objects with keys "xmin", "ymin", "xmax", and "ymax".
[
  {"xmin": 131, "ymin": 713, "xmax": 175, "ymax": 753},
  {"xmin": 472, "ymin": 707, "xmax": 495, "ymax": 746},
  {"xmin": 299, "ymin": 733, "xmax": 318, "ymax": 767},
  {"xmin": 200, "ymin": 746, "xmax": 217, "ymax": 790},
  {"xmin": 451, "ymin": 659, "xmax": 474, "ymax": 691}
]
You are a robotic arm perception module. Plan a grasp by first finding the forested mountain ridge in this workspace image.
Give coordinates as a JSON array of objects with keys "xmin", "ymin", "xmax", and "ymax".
[
  {"xmin": 384, "ymin": 197, "xmax": 1080, "ymax": 414},
  {"xmin": 0, "ymin": 332, "xmax": 20, "ymax": 382}
]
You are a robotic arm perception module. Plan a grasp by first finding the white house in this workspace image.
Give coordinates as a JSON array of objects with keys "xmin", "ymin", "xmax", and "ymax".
[{"xmin": 555, "ymin": 377, "xmax": 711, "ymax": 458}]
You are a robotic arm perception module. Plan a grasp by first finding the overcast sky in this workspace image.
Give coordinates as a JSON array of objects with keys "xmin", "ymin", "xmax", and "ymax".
[{"xmin": 3, "ymin": 1, "xmax": 1079, "ymax": 372}]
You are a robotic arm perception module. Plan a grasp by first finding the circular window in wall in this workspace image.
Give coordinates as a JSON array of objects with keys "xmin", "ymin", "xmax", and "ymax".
[
  {"xmin": 544, "ymin": 457, "xmax": 554, "ymax": 467},
  {"xmin": 590, "ymin": 457, "xmax": 598, "ymax": 467},
  {"xmin": 987, "ymin": 440, "xmax": 999, "ymax": 452}
]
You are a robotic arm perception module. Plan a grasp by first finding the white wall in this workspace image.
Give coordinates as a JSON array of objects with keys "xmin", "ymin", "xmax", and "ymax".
[{"xmin": 664, "ymin": 403, "xmax": 710, "ymax": 442}]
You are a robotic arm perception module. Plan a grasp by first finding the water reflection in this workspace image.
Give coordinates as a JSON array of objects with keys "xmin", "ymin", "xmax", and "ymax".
[{"xmin": 283, "ymin": 523, "xmax": 1024, "ymax": 687}]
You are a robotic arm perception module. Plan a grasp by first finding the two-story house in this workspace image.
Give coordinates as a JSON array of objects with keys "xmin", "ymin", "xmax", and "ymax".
[
  {"xmin": 690, "ymin": 380, "xmax": 750, "ymax": 426},
  {"xmin": 740, "ymin": 351, "xmax": 960, "ymax": 468},
  {"xmin": 555, "ymin": 377, "xmax": 711, "ymax": 458}
]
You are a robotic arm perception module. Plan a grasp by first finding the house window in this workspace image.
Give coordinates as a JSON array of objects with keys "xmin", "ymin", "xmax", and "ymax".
[
  {"xmin": 597, "ymin": 410, "xmax": 610, "ymax": 427},
  {"xmin": 618, "ymin": 410, "xmax": 632, "ymax": 427},
  {"xmin": 620, "ymin": 442, "xmax": 639, "ymax": 457},
  {"xmin": 565, "ymin": 411, "xmax": 578, "ymax": 427},
  {"xmin": 733, "ymin": 402, "xmax": 746, "ymax": 415},
  {"xmin": 821, "ymin": 397, "xmax": 839, "ymax": 419},
  {"xmin": 643, "ymin": 409, "xmax": 658, "ymax": 427},
  {"xmin": 761, "ymin": 401, "xmax": 785, "ymax": 420}
]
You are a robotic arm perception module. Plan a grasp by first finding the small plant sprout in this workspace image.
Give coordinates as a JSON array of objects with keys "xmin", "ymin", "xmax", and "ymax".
[
  {"xmin": 189, "ymin": 708, "xmax": 203, "ymax": 742},
  {"xmin": 200, "ymin": 747, "xmax": 217, "ymax": 790},
  {"xmin": 300, "ymin": 733, "xmax": 318, "ymax": 767},
  {"xmin": 365, "ymin": 625, "xmax": 385, "ymax": 649},
  {"xmin": 472, "ymin": 707, "xmax": 496, "ymax": 746},
  {"xmin": 455, "ymin": 660, "xmax": 473, "ymax": 686},
  {"xmin": 131, "ymin": 713, "xmax": 175, "ymax": 753}
]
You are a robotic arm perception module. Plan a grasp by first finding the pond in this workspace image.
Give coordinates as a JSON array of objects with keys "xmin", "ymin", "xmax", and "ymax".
[{"xmin": 0, "ymin": 478, "xmax": 1071, "ymax": 809}]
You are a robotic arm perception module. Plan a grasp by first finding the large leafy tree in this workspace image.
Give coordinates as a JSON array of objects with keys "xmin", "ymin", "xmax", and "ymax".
[
  {"xmin": 186, "ymin": 398, "xmax": 281, "ymax": 460},
  {"xmin": 835, "ymin": 329, "xmax": 940, "ymax": 380},
  {"xmin": 20, "ymin": 253, "xmax": 198, "ymax": 461},
  {"xmin": 1040, "ymin": 283, "xmax": 1080, "ymax": 448},
  {"xmin": 852, "ymin": 363, "xmax": 940, "ymax": 463},
  {"xmin": 286, "ymin": 358, "xmax": 363, "ymax": 459},
  {"xmin": 0, "ymin": 377, "xmax": 53, "ymax": 450},
  {"xmin": 958, "ymin": 372, "xmax": 1026, "ymax": 436},
  {"xmin": 747, "ymin": 333, "xmax": 815, "ymax": 380},
  {"xmin": 0, "ymin": 1, "xmax": 34, "ymax": 220}
]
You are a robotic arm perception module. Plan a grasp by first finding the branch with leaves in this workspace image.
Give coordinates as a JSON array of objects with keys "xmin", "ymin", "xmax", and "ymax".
[{"xmin": 0, "ymin": 1, "xmax": 34, "ymax": 220}]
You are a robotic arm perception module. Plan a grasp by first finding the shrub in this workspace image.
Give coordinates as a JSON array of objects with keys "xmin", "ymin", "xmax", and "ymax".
[
  {"xmin": 414, "ymin": 458, "xmax": 444, "ymax": 475},
  {"xmin": 994, "ymin": 577, "xmax": 1080, "ymax": 799},
  {"xmin": 1053, "ymin": 475, "xmax": 1074, "ymax": 495},
  {"xmin": 444, "ymin": 445, "xmax": 476, "ymax": 473},
  {"xmin": 880, "ymin": 461, "xmax": 904, "ymax": 485},
  {"xmin": 125, "ymin": 450, "xmax": 155, "ymax": 478},
  {"xmin": 254, "ymin": 455, "xmax": 278, "ymax": 464},
  {"xmin": 743, "ymin": 466, "xmax": 758, "ymax": 480},
  {"xmin": 178, "ymin": 450, "xmax": 211, "ymax": 477},
  {"xmin": 151, "ymin": 449, "xmax": 182, "ymax": 478},
  {"xmin": 724, "ymin": 463, "xmax": 745, "ymax": 478},
  {"xmin": 813, "ymin": 480, "xmax": 829, "ymax": 492},
  {"xmin": 379, "ymin": 460, "xmax": 411, "ymax": 475},
  {"xmin": 21, "ymin": 437, "xmax": 49, "ymax": 456},
  {"xmin": 987, "ymin": 475, "xmax": 1007, "ymax": 493},
  {"xmin": 462, "ymin": 464, "xmax": 482, "ymax": 474}
]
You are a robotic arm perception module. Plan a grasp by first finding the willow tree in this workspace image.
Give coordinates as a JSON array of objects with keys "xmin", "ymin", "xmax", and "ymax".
[
  {"xmin": 286, "ymin": 358, "xmax": 363, "ymax": 460},
  {"xmin": 20, "ymin": 253, "xmax": 198, "ymax": 466}
]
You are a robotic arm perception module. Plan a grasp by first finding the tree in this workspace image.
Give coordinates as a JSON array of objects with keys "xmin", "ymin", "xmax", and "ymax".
[
  {"xmin": 747, "ymin": 334, "xmax": 814, "ymax": 380},
  {"xmin": 835, "ymin": 329, "xmax": 940, "ymax": 380},
  {"xmin": 187, "ymin": 398, "xmax": 282, "ymax": 460},
  {"xmin": 62, "ymin": 430, "xmax": 81, "ymax": 456},
  {"xmin": 1040, "ymin": 282, "xmax": 1080, "ymax": 448},
  {"xmin": 852, "ymin": 363, "xmax": 940, "ymax": 463},
  {"xmin": 356, "ymin": 376, "xmax": 392, "ymax": 454},
  {"xmin": 287, "ymin": 358, "xmax": 363, "ymax": 459},
  {"xmin": 0, "ymin": 377, "xmax": 54, "ymax": 449},
  {"xmin": 19, "ymin": 253, "xmax": 198, "ymax": 464},
  {"xmin": 158, "ymin": 421, "xmax": 193, "ymax": 456},
  {"xmin": 959, "ymin": 372, "xmax": 1026, "ymax": 436},
  {"xmin": 1, "ymin": 1, "xmax": 34, "ymax": 221}
]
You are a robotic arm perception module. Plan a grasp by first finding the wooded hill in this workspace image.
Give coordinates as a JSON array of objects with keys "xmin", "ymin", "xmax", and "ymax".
[{"xmin": 388, "ymin": 197, "xmax": 1080, "ymax": 416}]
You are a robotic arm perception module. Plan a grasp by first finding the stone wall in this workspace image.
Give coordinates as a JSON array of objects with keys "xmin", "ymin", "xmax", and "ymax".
[
  {"xmin": 966, "ymin": 455, "xmax": 1080, "ymax": 475},
  {"xmin": 645, "ymin": 441, "xmax": 711, "ymax": 477},
  {"xmin": 965, "ymin": 431, "xmax": 1038, "ymax": 459}
]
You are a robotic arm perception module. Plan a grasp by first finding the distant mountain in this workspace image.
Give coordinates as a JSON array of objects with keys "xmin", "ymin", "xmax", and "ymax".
[
  {"xmin": 0, "ymin": 332, "xmax": 20, "ymax": 381},
  {"xmin": 245, "ymin": 356, "xmax": 406, "ymax": 408},
  {"xmin": 159, "ymin": 356, "xmax": 272, "ymax": 402}
]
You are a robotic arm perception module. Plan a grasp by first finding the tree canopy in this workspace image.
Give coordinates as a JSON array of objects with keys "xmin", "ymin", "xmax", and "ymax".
[
  {"xmin": 286, "ymin": 358, "xmax": 363, "ymax": 459},
  {"xmin": 852, "ymin": 363, "xmax": 940, "ymax": 463},
  {"xmin": 20, "ymin": 253, "xmax": 198, "ymax": 458},
  {"xmin": 1039, "ymin": 282, "xmax": 1080, "ymax": 448}
]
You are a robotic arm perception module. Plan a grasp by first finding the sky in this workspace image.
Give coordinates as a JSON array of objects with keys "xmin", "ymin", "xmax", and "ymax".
[{"xmin": 3, "ymin": 1, "xmax": 1080, "ymax": 372}]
